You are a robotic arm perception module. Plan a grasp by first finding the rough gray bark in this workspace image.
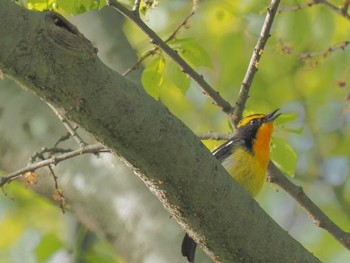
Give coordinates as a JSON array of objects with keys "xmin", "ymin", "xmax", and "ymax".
[
  {"xmin": 0, "ymin": 1, "xmax": 321, "ymax": 262},
  {"xmin": 0, "ymin": 7, "xmax": 185, "ymax": 263}
]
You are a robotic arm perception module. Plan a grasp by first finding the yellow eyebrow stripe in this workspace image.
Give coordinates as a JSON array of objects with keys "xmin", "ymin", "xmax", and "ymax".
[{"xmin": 238, "ymin": 114, "xmax": 265, "ymax": 127}]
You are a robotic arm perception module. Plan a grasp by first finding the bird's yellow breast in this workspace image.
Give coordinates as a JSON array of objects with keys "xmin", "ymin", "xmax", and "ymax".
[
  {"xmin": 217, "ymin": 116, "xmax": 274, "ymax": 197},
  {"xmin": 221, "ymin": 147, "xmax": 268, "ymax": 197}
]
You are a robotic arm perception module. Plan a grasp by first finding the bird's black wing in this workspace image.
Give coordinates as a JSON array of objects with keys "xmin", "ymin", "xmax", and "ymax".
[{"xmin": 212, "ymin": 137, "xmax": 242, "ymax": 161}]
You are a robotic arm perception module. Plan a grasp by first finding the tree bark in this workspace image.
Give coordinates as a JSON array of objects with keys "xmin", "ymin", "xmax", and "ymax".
[
  {"xmin": 0, "ymin": 6, "xmax": 183, "ymax": 263},
  {"xmin": 0, "ymin": 1, "xmax": 321, "ymax": 262}
]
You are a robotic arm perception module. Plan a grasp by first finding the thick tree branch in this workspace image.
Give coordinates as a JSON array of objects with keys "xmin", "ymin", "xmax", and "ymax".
[{"xmin": 0, "ymin": 1, "xmax": 320, "ymax": 262}]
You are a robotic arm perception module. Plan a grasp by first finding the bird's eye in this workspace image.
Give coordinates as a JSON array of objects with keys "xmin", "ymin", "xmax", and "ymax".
[{"xmin": 249, "ymin": 119, "xmax": 257, "ymax": 125}]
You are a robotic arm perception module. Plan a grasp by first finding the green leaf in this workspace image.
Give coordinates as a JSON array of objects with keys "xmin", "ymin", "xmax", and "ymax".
[
  {"xmin": 139, "ymin": 0, "xmax": 159, "ymax": 16},
  {"xmin": 163, "ymin": 59, "xmax": 190, "ymax": 95},
  {"xmin": 284, "ymin": 127, "xmax": 303, "ymax": 135},
  {"xmin": 35, "ymin": 233, "xmax": 64, "ymax": 261},
  {"xmin": 169, "ymin": 38, "xmax": 213, "ymax": 68},
  {"xmin": 56, "ymin": 0, "xmax": 98, "ymax": 14},
  {"xmin": 274, "ymin": 113, "xmax": 297, "ymax": 126},
  {"xmin": 270, "ymin": 137, "xmax": 297, "ymax": 177},
  {"xmin": 80, "ymin": 0, "xmax": 98, "ymax": 12},
  {"xmin": 56, "ymin": 0, "xmax": 74, "ymax": 12},
  {"xmin": 274, "ymin": 113, "xmax": 303, "ymax": 134},
  {"xmin": 141, "ymin": 56, "xmax": 165, "ymax": 99},
  {"xmin": 98, "ymin": 0, "xmax": 106, "ymax": 10},
  {"xmin": 23, "ymin": 0, "xmax": 56, "ymax": 11},
  {"xmin": 22, "ymin": 0, "xmax": 102, "ymax": 13}
]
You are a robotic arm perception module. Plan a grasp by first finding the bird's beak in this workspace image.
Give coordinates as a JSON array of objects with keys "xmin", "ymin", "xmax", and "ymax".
[{"xmin": 264, "ymin": 109, "xmax": 281, "ymax": 123}]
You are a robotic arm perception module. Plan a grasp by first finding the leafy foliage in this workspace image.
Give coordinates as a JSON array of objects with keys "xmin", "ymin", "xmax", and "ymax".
[
  {"xmin": 125, "ymin": 2, "xmax": 350, "ymax": 262},
  {"xmin": 0, "ymin": 181, "xmax": 122, "ymax": 262},
  {"xmin": 18, "ymin": 0, "xmax": 106, "ymax": 14},
  {"xmin": 8, "ymin": 0, "xmax": 350, "ymax": 262}
]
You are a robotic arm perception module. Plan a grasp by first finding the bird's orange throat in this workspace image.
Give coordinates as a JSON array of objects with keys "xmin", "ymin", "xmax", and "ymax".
[{"xmin": 253, "ymin": 122, "xmax": 274, "ymax": 170}]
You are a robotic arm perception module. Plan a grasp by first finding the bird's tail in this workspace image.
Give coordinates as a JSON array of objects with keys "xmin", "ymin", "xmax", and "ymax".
[{"xmin": 181, "ymin": 233, "xmax": 197, "ymax": 263}]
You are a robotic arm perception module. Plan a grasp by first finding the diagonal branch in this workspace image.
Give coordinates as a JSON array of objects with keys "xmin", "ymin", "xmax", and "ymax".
[
  {"xmin": 280, "ymin": 39, "xmax": 350, "ymax": 59},
  {"xmin": 46, "ymin": 102, "xmax": 87, "ymax": 147},
  {"xmin": 318, "ymin": 0, "xmax": 350, "ymax": 20},
  {"xmin": 233, "ymin": 0, "xmax": 281, "ymax": 125},
  {"xmin": 107, "ymin": 0, "xmax": 234, "ymax": 114},
  {"xmin": 279, "ymin": 0, "xmax": 350, "ymax": 21},
  {"xmin": 0, "ymin": 144, "xmax": 108, "ymax": 187},
  {"xmin": 267, "ymin": 162, "xmax": 350, "ymax": 251},
  {"xmin": 278, "ymin": 0, "xmax": 320, "ymax": 13},
  {"xmin": 123, "ymin": 8, "xmax": 196, "ymax": 77}
]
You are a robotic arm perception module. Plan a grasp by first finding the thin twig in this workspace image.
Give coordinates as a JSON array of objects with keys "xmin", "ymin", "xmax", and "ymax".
[
  {"xmin": 53, "ymin": 132, "xmax": 72, "ymax": 147},
  {"xmin": 197, "ymin": 132, "xmax": 233, "ymax": 141},
  {"xmin": 233, "ymin": 0, "xmax": 281, "ymax": 125},
  {"xmin": 123, "ymin": 9, "xmax": 196, "ymax": 77},
  {"xmin": 318, "ymin": 0, "xmax": 350, "ymax": 20},
  {"xmin": 47, "ymin": 165, "xmax": 66, "ymax": 213},
  {"xmin": 342, "ymin": 0, "xmax": 350, "ymax": 15},
  {"xmin": 29, "ymin": 147, "xmax": 73, "ymax": 164},
  {"xmin": 281, "ymin": 40, "xmax": 350, "ymax": 59},
  {"xmin": 279, "ymin": 0, "xmax": 350, "ymax": 21},
  {"xmin": 0, "ymin": 144, "xmax": 108, "ymax": 187},
  {"xmin": 132, "ymin": 0, "xmax": 141, "ymax": 15},
  {"xmin": 278, "ymin": 0, "xmax": 319, "ymax": 13},
  {"xmin": 165, "ymin": 9, "xmax": 196, "ymax": 43},
  {"xmin": 46, "ymin": 103, "xmax": 87, "ymax": 147},
  {"xmin": 123, "ymin": 47, "xmax": 158, "ymax": 76},
  {"xmin": 107, "ymin": 0, "xmax": 233, "ymax": 114},
  {"xmin": 267, "ymin": 162, "xmax": 350, "ymax": 251}
]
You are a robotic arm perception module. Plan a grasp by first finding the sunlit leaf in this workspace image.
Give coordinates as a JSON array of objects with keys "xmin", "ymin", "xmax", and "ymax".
[
  {"xmin": 0, "ymin": 216, "xmax": 23, "ymax": 248},
  {"xmin": 141, "ymin": 56, "xmax": 165, "ymax": 99},
  {"xmin": 35, "ymin": 233, "xmax": 64, "ymax": 261},
  {"xmin": 164, "ymin": 59, "xmax": 190, "ymax": 95},
  {"xmin": 139, "ymin": 0, "xmax": 159, "ymax": 16},
  {"xmin": 270, "ymin": 137, "xmax": 297, "ymax": 177},
  {"xmin": 58, "ymin": 0, "xmax": 99, "ymax": 14},
  {"xmin": 83, "ymin": 238, "xmax": 125, "ymax": 263},
  {"xmin": 21, "ymin": 0, "xmax": 102, "ymax": 13},
  {"xmin": 24, "ymin": 0, "xmax": 56, "ymax": 11},
  {"xmin": 98, "ymin": 0, "xmax": 106, "ymax": 10},
  {"xmin": 169, "ymin": 38, "xmax": 213, "ymax": 68},
  {"xmin": 284, "ymin": 127, "xmax": 303, "ymax": 135},
  {"xmin": 56, "ymin": 0, "xmax": 74, "ymax": 12},
  {"xmin": 274, "ymin": 113, "xmax": 298, "ymax": 126}
]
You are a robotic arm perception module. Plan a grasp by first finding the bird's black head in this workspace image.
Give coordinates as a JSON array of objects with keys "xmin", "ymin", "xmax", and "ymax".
[{"xmin": 235, "ymin": 109, "xmax": 281, "ymax": 151}]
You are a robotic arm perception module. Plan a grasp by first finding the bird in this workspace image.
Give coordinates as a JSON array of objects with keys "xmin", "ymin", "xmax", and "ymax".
[{"xmin": 181, "ymin": 109, "xmax": 281, "ymax": 263}]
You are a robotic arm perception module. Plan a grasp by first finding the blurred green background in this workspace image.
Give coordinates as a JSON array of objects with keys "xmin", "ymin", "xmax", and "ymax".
[{"xmin": 1, "ymin": 0, "xmax": 350, "ymax": 262}]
